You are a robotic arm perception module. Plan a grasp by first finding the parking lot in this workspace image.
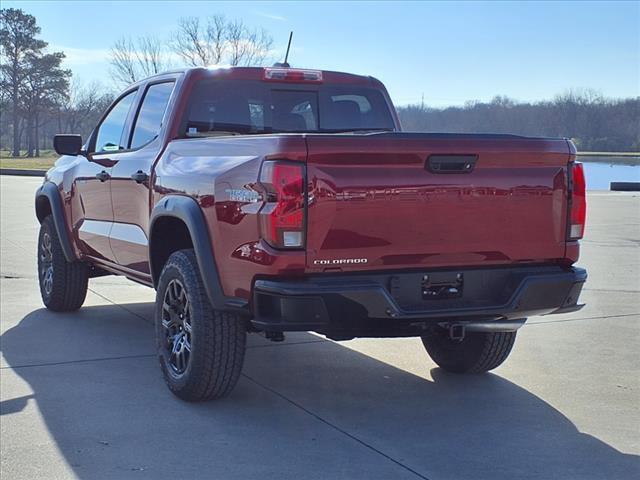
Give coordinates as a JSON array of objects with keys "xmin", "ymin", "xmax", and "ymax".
[{"xmin": 1, "ymin": 175, "xmax": 638, "ymax": 479}]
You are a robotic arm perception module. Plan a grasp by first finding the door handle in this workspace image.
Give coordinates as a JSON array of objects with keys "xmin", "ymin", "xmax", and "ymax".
[
  {"xmin": 131, "ymin": 170, "xmax": 149, "ymax": 184},
  {"xmin": 426, "ymin": 155, "xmax": 478, "ymax": 174},
  {"xmin": 96, "ymin": 170, "xmax": 111, "ymax": 182}
]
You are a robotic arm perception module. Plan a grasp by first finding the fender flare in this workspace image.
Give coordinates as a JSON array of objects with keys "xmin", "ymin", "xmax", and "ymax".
[
  {"xmin": 149, "ymin": 195, "xmax": 248, "ymax": 313},
  {"xmin": 35, "ymin": 182, "xmax": 76, "ymax": 263}
]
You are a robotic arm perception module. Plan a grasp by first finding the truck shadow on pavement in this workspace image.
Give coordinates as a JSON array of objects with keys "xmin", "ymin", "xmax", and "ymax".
[{"xmin": 2, "ymin": 302, "xmax": 639, "ymax": 480}]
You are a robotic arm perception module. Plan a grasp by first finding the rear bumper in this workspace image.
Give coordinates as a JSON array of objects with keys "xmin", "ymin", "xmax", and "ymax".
[{"xmin": 251, "ymin": 265, "xmax": 587, "ymax": 337}]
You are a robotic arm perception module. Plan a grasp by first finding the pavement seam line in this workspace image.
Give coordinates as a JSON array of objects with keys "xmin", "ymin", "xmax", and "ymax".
[
  {"xmin": 1, "ymin": 233, "xmax": 154, "ymax": 328},
  {"xmin": 1, "ymin": 234, "xmax": 32, "ymax": 253},
  {"xmin": 246, "ymin": 339, "xmax": 328, "ymax": 350},
  {"xmin": 1, "ymin": 353, "xmax": 155, "ymax": 370},
  {"xmin": 0, "ymin": 340, "xmax": 330, "ymax": 370},
  {"xmin": 583, "ymin": 288, "xmax": 640, "ymax": 294},
  {"xmin": 527, "ymin": 312, "xmax": 640, "ymax": 326},
  {"xmin": 242, "ymin": 372, "xmax": 432, "ymax": 480},
  {"xmin": 88, "ymin": 287, "xmax": 154, "ymax": 325}
]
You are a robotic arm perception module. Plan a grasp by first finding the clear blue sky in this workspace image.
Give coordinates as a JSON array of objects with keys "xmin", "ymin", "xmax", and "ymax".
[{"xmin": 5, "ymin": 0, "xmax": 639, "ymax": 107}]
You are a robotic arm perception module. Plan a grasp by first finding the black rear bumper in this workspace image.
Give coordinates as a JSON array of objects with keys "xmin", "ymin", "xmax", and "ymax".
[{"xmin": 251, "ymin": 265, "xmax": 587, "ymax": 338}]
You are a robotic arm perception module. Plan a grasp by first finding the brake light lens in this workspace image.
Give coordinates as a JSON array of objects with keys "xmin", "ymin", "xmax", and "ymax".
[
  {"xmin": 259, "ymin": 161, "xmax": 305, "ymax": 249},
  {"xmin": 263, "ymin": 68, "xmax": 323, "ymax": 83},
  {"xmin": 569, "ymin": 162, "xmax": 586, "ymax": 240}
]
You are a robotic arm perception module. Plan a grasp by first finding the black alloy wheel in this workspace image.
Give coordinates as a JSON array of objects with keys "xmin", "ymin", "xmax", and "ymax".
[
  {"xmin": 39, "ymin": 231, "xmax": 54, "ymax": 296},
  {"xmin": 161, "ymin": 279, "xmax": 193, "ymax": 375}
]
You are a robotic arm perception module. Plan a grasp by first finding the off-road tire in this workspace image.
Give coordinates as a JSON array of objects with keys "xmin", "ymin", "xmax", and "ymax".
[
  {"xmin": 37, "ymin": 215, "xmax": 88, "ymax": 312},
  {"xmin": 155, "ymin": 249, "xmax": 246, "ymax": 401},
  {"xmin": 421, "ymin": 327, "xmax": 517, "ymax": 374}
]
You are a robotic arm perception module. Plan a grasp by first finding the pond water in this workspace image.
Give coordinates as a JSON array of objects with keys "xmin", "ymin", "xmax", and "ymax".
[{"xmin": 578, "ymin": 156, "xmax": 640, "ymax": 190}]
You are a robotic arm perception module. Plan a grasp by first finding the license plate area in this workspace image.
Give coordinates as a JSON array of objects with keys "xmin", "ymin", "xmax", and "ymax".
[{"xmin": 421, "ymin": 272, "xmax": 463, "ymax": 300}]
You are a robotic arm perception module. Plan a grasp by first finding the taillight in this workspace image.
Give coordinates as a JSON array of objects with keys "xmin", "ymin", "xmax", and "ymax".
[
  {"xmin": 258, "ymin": 161, "xmax": 306, "ymax": 249},
  {"xmin": 263, "ymin": 68, "xmax": 323, "ymax": 83},
  {"xmin": 569, "ymin": 162, "xmax": 586, "ymax": 240}
]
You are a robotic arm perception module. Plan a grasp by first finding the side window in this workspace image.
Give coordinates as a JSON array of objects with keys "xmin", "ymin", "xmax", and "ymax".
[
  {"xmin": 94, "ymin": 91, "xmax": 136, "ymax": 153},
  {"xmin": 130, "ymin": 82, "xmax": 175, "ymax": 149},
  {"xmin": 248, "ymin": 101, "xmax": 264, "ymax": 130}
]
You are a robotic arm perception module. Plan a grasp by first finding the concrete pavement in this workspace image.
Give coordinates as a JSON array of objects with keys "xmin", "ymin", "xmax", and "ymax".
[{"xmin": 1, "ymin": 176, "xmax": 639, "ymax": 479}]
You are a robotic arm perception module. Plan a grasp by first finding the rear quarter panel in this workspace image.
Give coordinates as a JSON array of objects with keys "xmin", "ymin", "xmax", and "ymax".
[{"xmin": 153, "ymin": 135, "xmax": 307, "ymax": 300}]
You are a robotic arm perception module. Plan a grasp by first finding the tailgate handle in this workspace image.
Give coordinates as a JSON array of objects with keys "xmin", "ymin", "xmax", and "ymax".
[{"xmin": 427, "ymin": 155, "xmax": 477, "ymax": 174}]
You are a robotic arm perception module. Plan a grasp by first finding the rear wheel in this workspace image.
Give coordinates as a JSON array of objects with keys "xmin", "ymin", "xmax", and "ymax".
[
  {"xmin": 421, "ymin": 327, "xmax": 517, "ymax": 374},
  {"xmin": 37, "ymin": 215, "xmax": 88, "ymax": 312},
  {"xmin": 155, "ymin": 249, "xmax": 246, "ymax": 401}
]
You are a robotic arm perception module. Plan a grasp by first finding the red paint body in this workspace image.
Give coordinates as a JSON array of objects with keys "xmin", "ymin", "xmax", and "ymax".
[{"xmin": 43, "ymin": 67, "xmax": 581, "ymax": 306}]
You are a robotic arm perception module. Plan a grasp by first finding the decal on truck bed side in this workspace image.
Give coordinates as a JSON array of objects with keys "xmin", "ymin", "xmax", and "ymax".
[{"xmin": 313, "ymin": 258, "xmax": 369, "ymax": 265}]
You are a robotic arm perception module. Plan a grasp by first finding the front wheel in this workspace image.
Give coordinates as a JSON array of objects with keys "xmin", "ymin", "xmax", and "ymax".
[
  {"xmin": 421, "ymin": 327, "xmax": 517, "ymax": 374},
  {"xmin": 37, "ymin": 215, "xmax": 88, "ymax": 312},
  {"xmin": 155, "ymin": 249, "xmax": 246, "ymax": 401}
]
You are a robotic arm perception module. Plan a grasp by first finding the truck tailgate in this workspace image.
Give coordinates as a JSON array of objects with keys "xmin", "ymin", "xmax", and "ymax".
[{"xmin": 305, "ymin": 133, "xmax": 572, "ymax": 273}]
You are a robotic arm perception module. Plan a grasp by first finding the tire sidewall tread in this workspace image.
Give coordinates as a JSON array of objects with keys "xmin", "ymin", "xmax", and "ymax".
[
  {"xmin": 421, "ymin": 327, "xmax": 517, "ymax": 374},
  {"xmin": 155, "ymin": 249, "xmax": 246, "ymax": 401},
  {"xmin": 37, "ymin": 215, "xmax": 88, "ymax": 312}
]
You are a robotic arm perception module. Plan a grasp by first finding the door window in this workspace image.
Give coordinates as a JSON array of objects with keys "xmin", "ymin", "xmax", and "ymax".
[
  {"xmin": 94, "ymin": 91, "xmax": 137, "ymax": 153},
  {"xmin": 130, "ymin": 82, "xmax": 175, "ymax": 149}
]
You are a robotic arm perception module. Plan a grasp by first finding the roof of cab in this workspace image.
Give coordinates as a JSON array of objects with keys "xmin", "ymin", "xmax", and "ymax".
[{"xmin": 140, "ymin": 66, "xmax": 381, "ymax": 87}]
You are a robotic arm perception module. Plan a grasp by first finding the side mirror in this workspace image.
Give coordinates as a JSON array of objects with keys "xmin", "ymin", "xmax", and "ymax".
[{"xmin": 53, "ymin": 134, "xmax": 83, "ymax": 156}]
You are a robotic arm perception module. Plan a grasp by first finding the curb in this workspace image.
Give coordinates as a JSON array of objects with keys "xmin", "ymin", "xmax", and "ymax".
[
  {"xmin": 611, "ymin": 182, "xmax": 640, "ymax": 192},
  {"xmin": 0, "ymin": 168, "xmax": 46, "ymax": 177}
]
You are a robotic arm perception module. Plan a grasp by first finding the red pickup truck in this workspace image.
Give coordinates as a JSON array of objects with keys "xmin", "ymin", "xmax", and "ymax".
[{"xmin": 35, "ymin": 66, "xmax": 587, "ymax": 401}]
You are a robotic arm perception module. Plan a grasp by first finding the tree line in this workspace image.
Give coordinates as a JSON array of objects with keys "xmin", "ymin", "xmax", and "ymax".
[
  {"xmin": 398, "ymin": 92, "xmax": 639, "ymax": 152},
  {"xmin": 0, "ymin": 9, "xmax": 273, "ymax": 157},
  {"xmin": 1, "ymin": 8, "xmax": 638, "ymax": 157}
]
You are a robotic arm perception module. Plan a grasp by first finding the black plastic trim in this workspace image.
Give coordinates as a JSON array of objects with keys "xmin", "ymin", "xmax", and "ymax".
[
  {"xmin": 35, "ymin": 182, "xmax": 76, "ymax": 263},
  {"xmin": 426, "ymin": 154, "xmax": 478, "ymax": 174},
  {"xmin": 53, "ymin": 134, "xmax": 82, "ymax": 156},
  {"xmin": 252, "ymin": 266, "xmax": 587, "ymax": 334},
  {"xmin": 611, "ymin": 182, "xmax": 640, "ymax": 192},
  {"xmin": 149, "ymin": 195, "xmax": 249, "ymax": 312}
]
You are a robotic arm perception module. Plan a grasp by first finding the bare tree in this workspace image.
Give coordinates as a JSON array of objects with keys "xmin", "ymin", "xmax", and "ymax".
[
  {"xmin": 109, "ymin": 35, "xmax": 169, "ymax": 87},
  {"xmin": 226, "ymin": 20, "xmax": 245, "ymax": 66},
  {"xmin": 241, "ymin": 27, "xmax": 272, "ymax": 66},
  {"xmin": 207, "ymin": 15, "xmax": 227, "ymax": 64},
  {"xmin": 109, "ymin": 37, "xmax": 137, "ymax": 86},
  {"xmin": 136, "ymin": 36, "xmax": 166, "ymax": 77},
  {"xmin": 60, "ymin": 79, "xmax": 113, "ymax": 134},
  {"xmin": 171, "ymin": 15, "xmax": 273, "ymax": 67},
  {"xmin": 171, "ymin": 15, "xmax": 226, "ymax": 66}
]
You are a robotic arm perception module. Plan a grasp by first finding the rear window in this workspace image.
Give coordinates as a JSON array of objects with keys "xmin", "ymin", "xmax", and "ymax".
[{"xmin": 182, "ymin": 80, "xmax": 395, "ymax": 136}]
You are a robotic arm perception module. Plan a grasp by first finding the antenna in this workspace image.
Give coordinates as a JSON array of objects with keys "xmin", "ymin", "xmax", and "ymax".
[
  {"xmin": 273, "ymin": 32, "xmax": 293, "ymax": 68},
  {"xmin": 283, "ymin": 31, "xmax": 293, "ymax": 66}
]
